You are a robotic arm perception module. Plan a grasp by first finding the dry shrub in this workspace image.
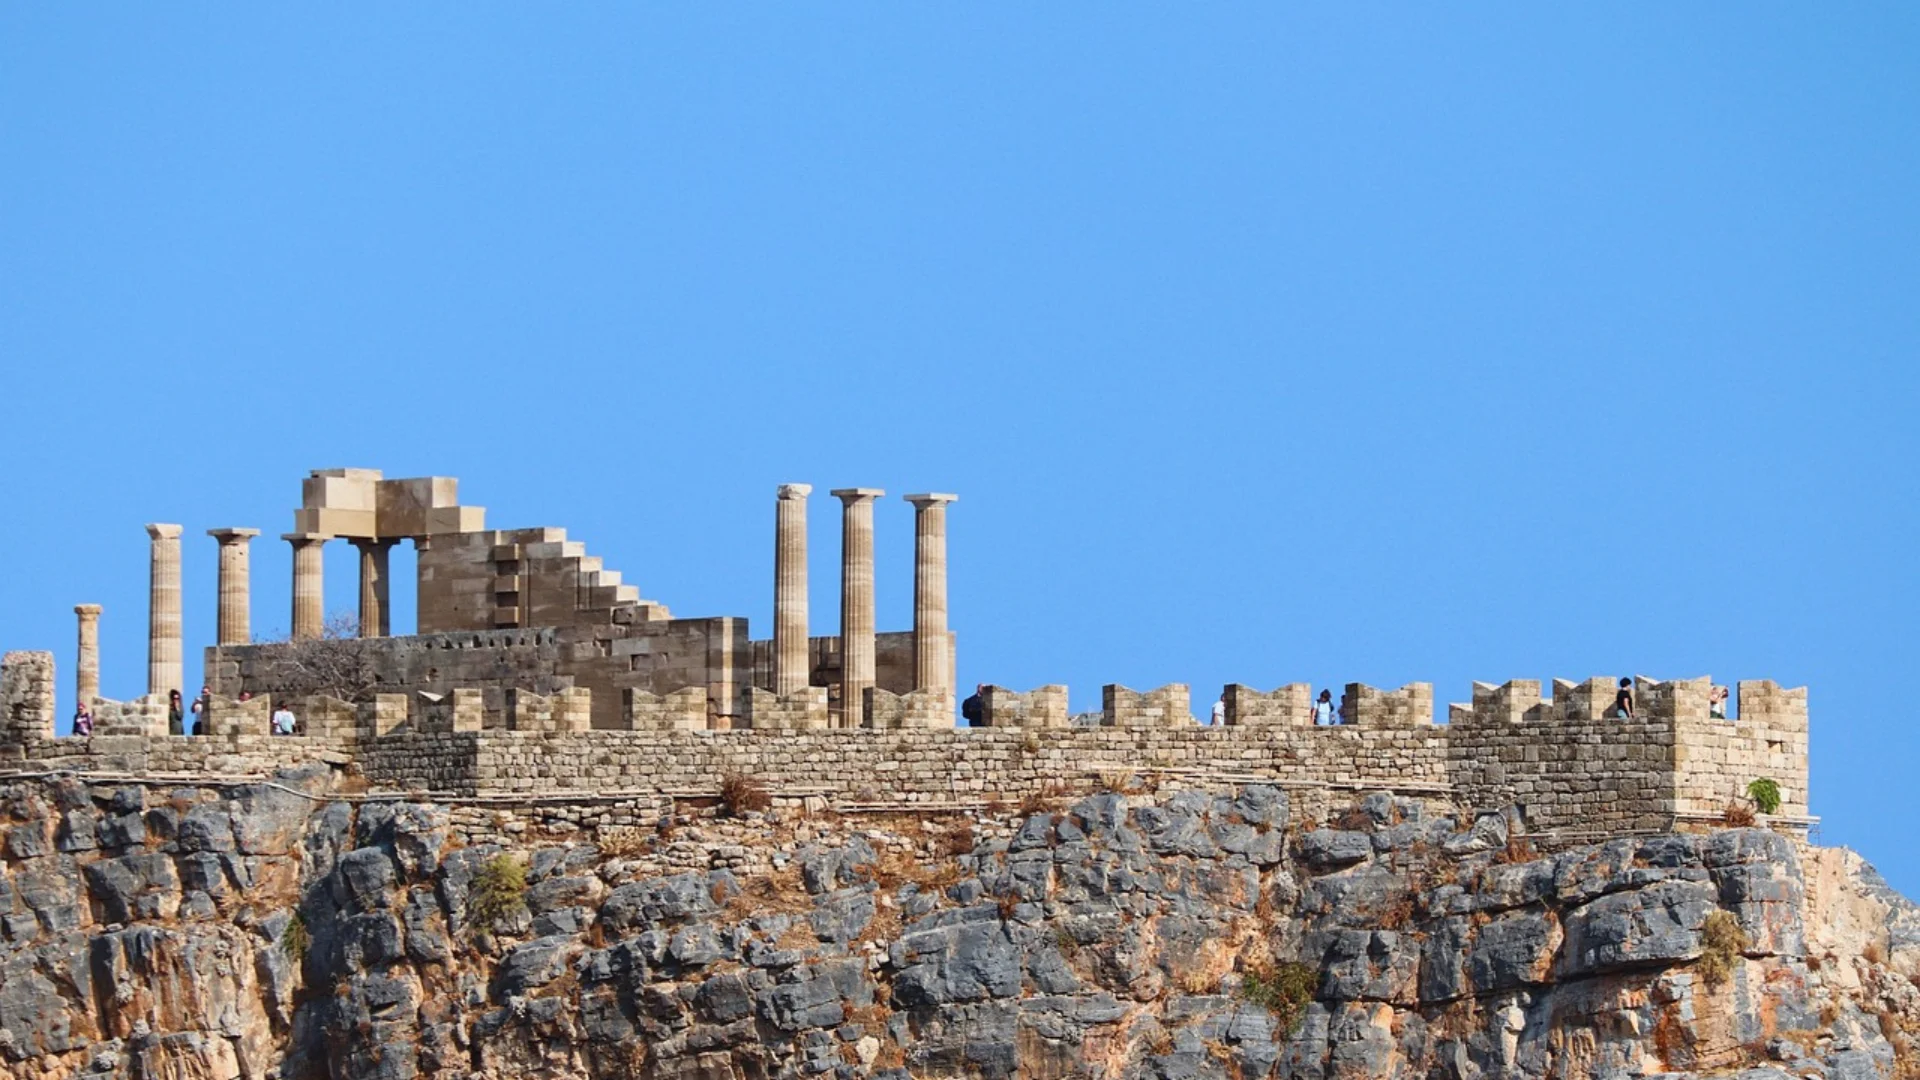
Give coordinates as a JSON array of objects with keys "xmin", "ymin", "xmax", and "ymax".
[
  {"xmin": 469, "ymin": 853, "xmax": 528, "ymax": 932},
  {"xmin": 937, "ymin": 821, "xmax": 976, "ymax": 857},
  {"xmin": 1492, "ymin": 834, "xmax": 1536, "ymax": 866},
  {"xmin": 719, "ymin": 774, "xmax": 771, "ymax": 817},
  {"xmin": 997, "ymin": 894, "xmax": 1021, "ymax": 921},
  {"xmin": 1333, "ymin": 806, "xmax": 1374, "ymax": 832},
  {"xmin": 1698, "ymin": 910, "xmax": 1750, "ymax": 988},
  {"xmin": 1865, "ymin": 940, "xmax": 1889, "ymax": 966},
  {"xmin": 1722, "ymin": 801, "xmax": 1757, "ymax": 828},
  {"xmin": 1180, "ymin": 968, "xmax": 1219, "ymax": 995},
  {"xmin": 1099, "ymin": 770, "xmax": 1140, "ymax": 795},
  {"xmin": 595, "ymin": 826, "xmax": 649, "ymax": 858}
]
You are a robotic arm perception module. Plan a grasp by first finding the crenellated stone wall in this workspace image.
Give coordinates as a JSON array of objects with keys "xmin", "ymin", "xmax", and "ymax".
[{"xmin": 0, "ymin": 653, "xmax": 1814, "ymax": 841}]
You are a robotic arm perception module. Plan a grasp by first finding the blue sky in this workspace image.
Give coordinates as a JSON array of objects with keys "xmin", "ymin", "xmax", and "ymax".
[{"xmin": 2, "ymin": 8, "xmax": 1915, "ymax": 891}]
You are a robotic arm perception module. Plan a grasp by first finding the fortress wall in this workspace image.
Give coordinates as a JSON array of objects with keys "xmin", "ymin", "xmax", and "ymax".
[
  {"xmin": 1673, "ymin": 680, "xmax": 1811, "ymax": 821},
  {"xmin": 208, "ymin": 616, "xmax": 751, "ymax": 730},
  {"xmin": 347, "ymin": 724, "xmax": 1453, "ymax": 816}
]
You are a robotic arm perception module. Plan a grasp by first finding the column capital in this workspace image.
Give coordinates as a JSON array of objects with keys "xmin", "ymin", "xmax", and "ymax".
[
  {"xmin": 282, "ymin": 531, "xmax": 331, "ymax": 544},
  {"xmin": 145, "ymin": 523, "xmax": 183, "ymax": 540},
  {"xmin": 903, "ymin": 493, "xmax": 958, "ymax": 508},
  {"xmin": 74, "ymin": 603, "xmax": 102, "ymax": 617},
  {"xmin": 348, "ymin": 536, "xmax": 400, "ymax": 550},
  {"xmin": 207, "ymin": 527, "xmax": 261, "ymax": 544},
  {"xmin": 777, "ymin": 483, "xmax": 813, "ymax": 500},
  {"xmin": 830, "ymin": 488, "xmax": 885, "ymax": 503}
]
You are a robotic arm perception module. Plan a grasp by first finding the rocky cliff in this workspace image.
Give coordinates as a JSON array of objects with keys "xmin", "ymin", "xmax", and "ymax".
[{"xmin": 0, "ymin": 767, "xmax": 1915, "ymax": 1080}]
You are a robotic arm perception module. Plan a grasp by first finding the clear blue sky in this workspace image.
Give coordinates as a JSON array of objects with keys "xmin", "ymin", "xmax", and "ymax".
[{"xmin": 3, "ymin": 9, "xmax": 1914, "ymax": 892}]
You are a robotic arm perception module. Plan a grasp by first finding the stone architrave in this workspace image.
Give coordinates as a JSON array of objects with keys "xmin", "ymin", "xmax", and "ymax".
[
  {"xmin": 285, "ymin": 533, "xmax": 328, "ymax": 640},
  {"xmin": 904, "ymin": 494, "xmax": 957, "ymax": 694},
  {"xmin": 352, "ymin": 538, "xmax": 398, "ymax": 638},
  {"xmin": 773, "ymin": 484, "xmax": 812, "ymax": 696},
  {"xmin": 73, "ymin": 604, "xmax": 102, "ymax": 704},
  {"xmin": 144, "ymin": 523, "xmax": 184, "ymax": 697},
  {"xmin": 831, "ymin": 488, "xmax": 884, "ymax": 726},
  {"xmin": 208, "ymin": 528, "xmax": 260, "ymax": 646}
]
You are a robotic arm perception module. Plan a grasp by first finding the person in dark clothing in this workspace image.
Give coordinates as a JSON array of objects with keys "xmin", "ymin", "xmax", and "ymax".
[
  {"xmin": 167, "ymin": 690, "xmax": 185, "ymax": 735},
  {"xmin": 961, "ymin": 683, "xmax": 984, "ymax": 726},
  {"xmin": 1613, "ymin": 678, "xmax": 1635, "ymax": 719}
]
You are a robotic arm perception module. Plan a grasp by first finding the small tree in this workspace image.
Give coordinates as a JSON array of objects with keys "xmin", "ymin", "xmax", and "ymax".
[
  {"xmin": 469, "ymin": 853, "xmax": 528, "ymax": 931},
  {"xmin": 256, "ymin": 612, "xmax": 383, "ymax": 704},
  {"xmin": 1747, "ymin": 778, "xmax": 1782, "ymax": 816}
]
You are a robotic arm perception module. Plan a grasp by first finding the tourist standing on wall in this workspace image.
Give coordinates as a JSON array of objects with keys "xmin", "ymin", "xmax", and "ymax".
[
  {"xmin": 271, "ymin": 703, "xmax": 297, "ymax": 736},
  {"xmin": 961, "ymin": 684, "xmax": 984, "ymax": 726},
  {"xmin": 1613, "ymin": 678, "xmax": 1635, "ymax": 719},
  {"xmin": 167, "ymin": 689, "xmax": 184, "ymax": 735},
  {"xmin": 72, "ymin": 703, "xmax": 93, "ymax": 737},
  {"xmin": 1313, "ymin": 689, "xmax": 1336, "ymax": 726},
  {"xmin": 1209, "ymin": 697, "xmax": 1226, "ymax": 726},
  {"xmin": 1709, "ymin": 685, "xmax": 1729, "ymax": 719},
  {"xmin": 189, "ymin": 685, "xmax": 211, "ymax": 735}
]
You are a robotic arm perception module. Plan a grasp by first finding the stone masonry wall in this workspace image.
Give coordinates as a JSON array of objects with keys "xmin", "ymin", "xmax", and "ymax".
[{"xmin": 209, "ymin": 616, "xmax": 750, "ymax": 729}]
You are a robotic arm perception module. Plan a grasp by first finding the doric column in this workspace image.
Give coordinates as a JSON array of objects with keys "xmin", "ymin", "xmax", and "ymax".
[
  {"xmin": 773, "ymin": 484, "xmax": 812, "ymax": 696},
  {"xmin": 352, "ymin": 538, "xmax": 397, "ymax": 638},
  {"xmin": 831, "ymin": 488, "xmax": 883, "ymax": 726},
  {"xmin": 73, "ymin": 604, "xmax": 102, "ymax": 705},
  {"xmin": 284, "ymin": 533, "xmax": 328, "ymax": 640},
  {"xmin": 208, "ymin": 528, "xmax": 260, "ymax": 646},
  {"xmin": 144, "ymin": 523, "xmax": 184, "ymax": 697},
  {"xmin": 904, "ymin": 494, "xmax": 958, "ymax": 693}
]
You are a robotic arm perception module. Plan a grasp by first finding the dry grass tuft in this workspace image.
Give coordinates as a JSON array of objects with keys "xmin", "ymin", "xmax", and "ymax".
[{"xmin": 719, "ymin": 774, "xmax": 771, "ymax": 817}]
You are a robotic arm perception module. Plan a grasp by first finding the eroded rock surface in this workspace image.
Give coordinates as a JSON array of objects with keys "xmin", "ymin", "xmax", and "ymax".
[{"xmin": 0, "ymin": 768, "xmax": 1915, "ymax": 1079}]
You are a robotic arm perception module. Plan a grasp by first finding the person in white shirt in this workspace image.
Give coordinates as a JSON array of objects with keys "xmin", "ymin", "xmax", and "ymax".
[
  {"xmin": 271, "ymin": 706, "xmax": 297, "ymax": 736},
  {"xmin": 1209, "ymin": 698, "xmax": 1226, "ymax": 726},
  {"xmin": 1312, "ymin": 689, "xmax": 1337, "ymax": 726}
]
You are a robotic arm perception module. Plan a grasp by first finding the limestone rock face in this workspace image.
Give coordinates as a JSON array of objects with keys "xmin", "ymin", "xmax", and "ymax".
[{"xmin": 0, "ymin": 769, "xmax": 1916, "ymax": 1079}]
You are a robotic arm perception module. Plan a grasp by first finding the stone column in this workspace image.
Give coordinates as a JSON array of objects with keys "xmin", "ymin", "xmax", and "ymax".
[
  {"xmin": 145, "ymin": 523, "xmax": 184, "ymax": 698},
  {"xmin": 904, "ymin": 494, "xmax": 958, "ymax": 693},
  {"xmin": 352, "ymin": 538, "xmax": 397, "ymax": 638},
  {"xmin": 285, "ymin": 533, "xmax": 328, "ymax": 640},
  {"xmin": 773, "ymin": 484, "xmax": 812, "ymax": 696},
  {"xmin": 831, "ymin": 488, "xmax": 883, "ymax": 726},
  {"xmin": 208, "ymin": 528, "xmax": 260, "ymax": 646},
  {"xmin": 73, "ymin": 604, "xmax": 102, "ymax": 705}
]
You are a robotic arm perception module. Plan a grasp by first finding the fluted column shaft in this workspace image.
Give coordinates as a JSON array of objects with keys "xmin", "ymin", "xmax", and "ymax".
[
  {"xmin": 145, "ymin": 524, "xmax": 184, "ymax": 697},
  {"xmin": 352, "ymin": 539, "xmax": 397, "ymax": 638},
  {"xmin": 773, "ymin": 484, "xmax": 812, "ymax": 696},
  {"xmin": 285, "ymin": 533, "xmax": 328, "ymax": 640},
  {"xmin": 905, "ymin": 494, "xmax": 957, "ymax": 693},
  {"xmin": 74, "ymin": 604, "xmax": 102, "ymax": 705},
  {"xmin": 832, "ymin": 488, "xmax": 883, "ymax": 726},
  {"xmin": 208, "ymin": 528, "xmax": 260, "ymax": 646}
]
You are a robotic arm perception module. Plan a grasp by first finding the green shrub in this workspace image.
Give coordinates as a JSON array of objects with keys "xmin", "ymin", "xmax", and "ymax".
[
  {"xmin": 469, "ymin": 853, "xmax": 528, "ymax": 930},
  {"xmin": 1238, "ymin": 961, "xmax": 1316, "ymax": 1034},
  {"xmin": 1747, "ymin": 778, "xmax": 1782, "ymax": 816},
  {"xmin": 280, "ymin": 910, "xmax": 310, "ymax": 960},
  {"xmin": 1699, "ymin": 909, "xmax": 1750, "ymax": 988}
]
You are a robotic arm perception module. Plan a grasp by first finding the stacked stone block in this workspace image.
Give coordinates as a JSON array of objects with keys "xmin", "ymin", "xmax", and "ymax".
[
  {"xmin": 1221, "ymin": 683, "xmax": 1312, "ymax": 726},
  {"xmin": 866, "ymin": 688, "xmax": 953, "ymax": 730},
  {"xmin": 978, "ymin": 685, "xmax": 1069, "ymax": 728},
  {"xmin": 1102, "ymin": 684, "xmax": 1192, "ymax": 727},
  {"xmin": 745, "ymin": 687, "xmax": 829, "ymax": 730},
  {"xmin": 623, "ymin": 687, "xmax": 708, "ymax": 732},
  {"xmin": 1339, "ymin": 682, "xmax": 1434, "ymax": 726},
  {"xmin": 1, "ymin": 651, "xmax": 54, "ymax": 745}
]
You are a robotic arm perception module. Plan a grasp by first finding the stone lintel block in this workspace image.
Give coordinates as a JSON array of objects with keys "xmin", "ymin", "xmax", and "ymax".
[
  {"xmin": 303, "ymin": 472, "xmax": 380, "ymax": 511},
  {"xmin": 425, "ymin": 506, "xmax": 486, "ymax": 534},
  {"xmin": 294, "ymin": 507, "xmax": 377, "ymax": 539}
]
